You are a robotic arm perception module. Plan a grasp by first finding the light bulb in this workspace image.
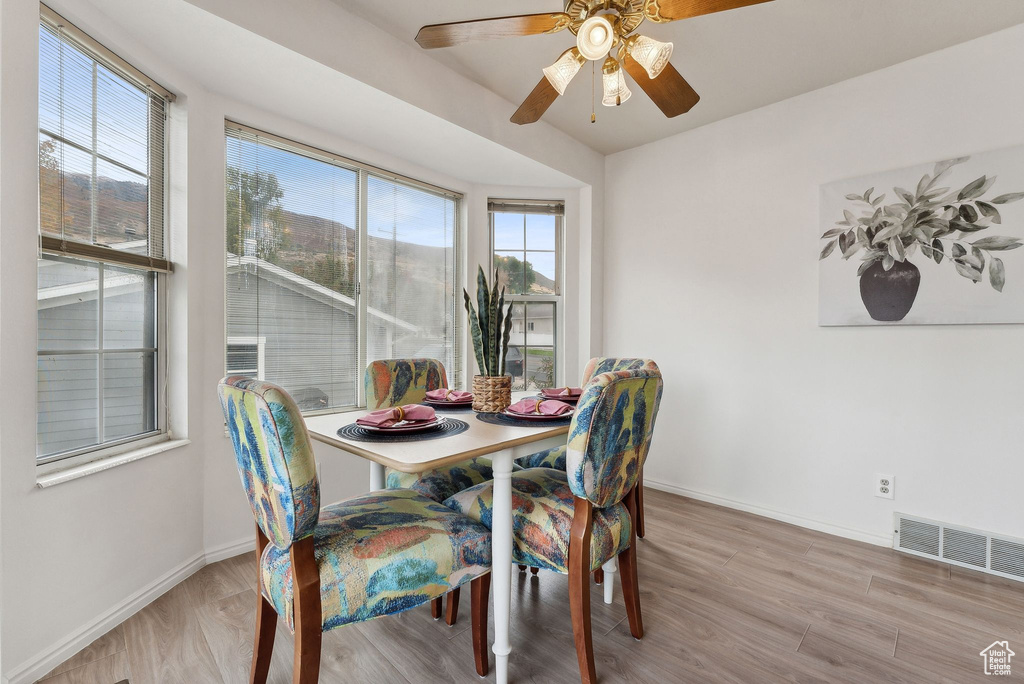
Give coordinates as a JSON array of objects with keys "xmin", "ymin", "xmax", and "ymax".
[
  {"xmin": 577, "ymin": 16, "xmax": 615, "ymax": 61},
  {"xmin": 602, "ymin": 57, "xmax": 631, "ymax": 107},
  {"xmin": 626, "ymin": 34, "xmax": 674, "ymax": 79},
  {"xmin": 542, "ymin": 48, "xmax": 586, "ymax": 96}
]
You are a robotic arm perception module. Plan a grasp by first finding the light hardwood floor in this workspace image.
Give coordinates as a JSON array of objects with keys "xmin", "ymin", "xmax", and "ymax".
[{"xmin": 37, "ymin": 489, "xmax": 1024, "ymax": 683}]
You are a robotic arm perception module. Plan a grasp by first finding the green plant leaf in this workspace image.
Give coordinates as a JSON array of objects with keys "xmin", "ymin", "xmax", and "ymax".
[
  {"xmin": 500, "ymin": 296, "xmax": 514, "ymax": 376},
  {"xmin": 954, "ymin": 260, "xmax": 983, "ymax": 282},
  {"xmin": 819, "ymin": 239, "xmax": 837, "ymax": 260},
  {"xmin": 959, "ymin": 205, "xmax": 979, "ymax": 223},
  {"xmin": 951, "ymin": 243, "xmax": 967, "ymax": 259},
  {"xmin": 873, "ymin": 224, "xmax": 902, "ymax": 244},
  {"xmin": 991, "ymin": 192, "xmax": 1024, "ymax": 204},
  {"xmin": 971, "ymin": 236, "xmax": 1023, "ymax": 251},
  {"xmin": 958, "ymin": 176, "xmax": 988, "ymax": 201},
  {"xmin": 894, "ymin": 187, "xmax": 915, "ymax": 205},
  {"xmin": 821, "ymin": 228, "xmax": 844, "ymax": 239},
  {"xmin": 990, "ymin": 257, "xmax": 1006, "ymax": 292},
  {"xmin": 976, "ymin": 201, "xmax": 1001, "ymax": 224},
  {"xmin": 838, "ymin": 231, "xmax": 853, "ymax": 254},
  {"xmin": 857, "ymin": 260, "xmax": 874, "ymax": 277},
  {"xmin": 843, "ymin": 209, "xmax": 857, "ymax": 225},
  {"xmin": 871, "ymin": 194, "xmax": 886, "ymax": 207},
  {"xmin": 933, "ymin": 157, "xmax": 969, "ymax": 178},
  {"xmin": 883, "ymin": 255, "xmax": 895, "ymax": 271},
  {"xmin": 931, "ymin": 239, "xmax": 944, "ymax": 264},
  {"xmin": 476, "ymin": 266, "xmax": 491, "ymax": 374},
  {"xmin": 464, "ymin": 290, "xmax": 486, "ymax": 375},
  {"xmin": 488, "ymin": 271, "xmax": 500, "ymax": 376},
  {"xmin": 845, "ymin": 193, "xmax": 862, "ymax": 201},
  {"xmin": 951, "ymin": 220, "xmax": 986, "ymax": 233},
  {"xmin": 968, "ymin": 248, "xmax": 985, "ymax": 271}
]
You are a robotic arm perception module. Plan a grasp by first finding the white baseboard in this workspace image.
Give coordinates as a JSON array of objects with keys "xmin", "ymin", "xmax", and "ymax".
[
  {"xmin": 6, "ymin": 538, "xmax": 255, "ymax": 684},
  {"xmin": 5, "ymin": 551, "xmax": 206, "ymax": 684},
  {"xmin": 644, "ymin": 478, "xmax": 893, "ymax": 548},
  {"xmin": 203, "ymin": 536, "xmax": 256, "ymax": 564}
]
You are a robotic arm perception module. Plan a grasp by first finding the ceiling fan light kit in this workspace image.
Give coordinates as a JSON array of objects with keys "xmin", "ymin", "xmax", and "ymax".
[
  {"xmin": 601, "ymin": 57, "xmax": 632, "ymax": 106},
  {"xmin": 576, "ymin": 15, "xmax": 615, "ymax": 60},
  {"xmin": 625, "ymin": 34, "xmax": 673, "ymax": 79},
  {"xmin": 543, "ymin": 47, "xmax": 587, "ymax": 96},
  {"xmin": 415, "ymin": 0, "xmax": 774, "ymax": 125}
]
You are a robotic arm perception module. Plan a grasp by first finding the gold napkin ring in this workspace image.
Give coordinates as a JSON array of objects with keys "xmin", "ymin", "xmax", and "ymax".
[
  {"xmin": 395, "ymin": 406, "xmax": 405, "ymax": 422},
  {"xmin": 534, "ymin": 400, "xmax": 543, "ymax": 414},
  {"xmin": 445, "ymin": 389, "xmax": 454, "ymax": 400}
]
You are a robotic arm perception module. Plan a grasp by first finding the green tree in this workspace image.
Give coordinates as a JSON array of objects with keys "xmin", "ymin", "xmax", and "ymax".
[
  {"xmin": 294, "ymin": 254, "xmax": 357, "ymax": 296},
  {"xmin": 226, "ymin": 167, "xmax": 287, "ymax": 261},
  {"xmin": 494, "ymin": 254, "xmax": 537, "ymax": 294}
]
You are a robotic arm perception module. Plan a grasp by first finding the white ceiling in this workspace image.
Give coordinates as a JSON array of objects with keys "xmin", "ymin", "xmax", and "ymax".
[{"xmin": 336, "ymin": 0, "xmax": 1024, "ymax": 155}]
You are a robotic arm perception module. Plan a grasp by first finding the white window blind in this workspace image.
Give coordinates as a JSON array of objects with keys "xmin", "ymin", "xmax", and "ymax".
[
  {"xmin": 225, "ymin": 124, "xmax": 461, "ymax": 411},
  {"xmin": 366, "ymin": 174, "xmax": 459, "ymax": 380},
  {"xmin": 37, "ymin": 6, "xmax": 170, "ymax": 464}
]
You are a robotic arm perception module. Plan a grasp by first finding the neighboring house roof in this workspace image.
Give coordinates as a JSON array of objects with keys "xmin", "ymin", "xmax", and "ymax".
[
  {"xmin": 38, "ymin": 252, "xmax": 421, "ymax": 334},
  {"xmin": 226, "ymin": 254, "xmax": 419, "ymax": 333}
]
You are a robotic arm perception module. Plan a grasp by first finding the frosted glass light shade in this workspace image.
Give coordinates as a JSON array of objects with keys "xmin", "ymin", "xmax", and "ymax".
[
  {"xmin": 577, "ymin": 16, "xmax": 614, "ymax": 61},
  {"xmin": 601, "ymin": 59, "xmax": 631, "ymax": 107},
  {"xmin": 627, "ymin": 34, "xmax": 674, "ymax": 79},
  {"xmin": 542, "ymin": 48, "xmax": 586, "ymax": 96}
]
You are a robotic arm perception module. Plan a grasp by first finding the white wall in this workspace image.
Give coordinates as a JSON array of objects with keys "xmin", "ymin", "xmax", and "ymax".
[
  {"xmin": 604, "ymin": 23, "xmax": 1024, "ymax": 545},
  {"xmin": 0, "ymin": 0, "xmax": 601, "ymax": 681}
]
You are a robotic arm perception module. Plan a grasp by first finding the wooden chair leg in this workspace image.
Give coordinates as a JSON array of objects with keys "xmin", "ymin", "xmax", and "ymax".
[
  {"xmin": 431, "ymin": 596, "xmax": 443, "ymax": 620},
  {"xmin": 290, "ymin": 536, "xmax": 322, "ymax": 684},
  {"xmin": 593, "ymin": 568, "xmax": 604, "ymax": 585},
  {"xmin": 530, "ymin": 567, "xmax": 539, "ymax": 576},
  {"xmin": 569, "ymin": 497, "xmax": 597, "ymax": 684},
  {"xmin": 445, "ymin": 587, "xmax": 460, "ymax": 626},
  {"xmin": 636, "ymin": 468, "xmax": 646, "ymax": 539},
  {"xmin": 619, "ymin": 487, "xmax": 644, "ymax": 639},
  {"xmin": 518, "ymin": 564, "xmax": 527, "ymax": 572},
  {"xmin": 251, "ymin": 526, "xmax": 276, "ymax": 684},
  {"xmin": 471, "ymin": 574, "xmax": 491, "ymax": 677}
]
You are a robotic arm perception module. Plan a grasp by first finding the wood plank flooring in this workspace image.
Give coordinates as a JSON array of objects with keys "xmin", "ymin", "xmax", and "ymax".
[{"xmin": 37, "ymin": 489, "xmax": 1023, "ymax": 683}]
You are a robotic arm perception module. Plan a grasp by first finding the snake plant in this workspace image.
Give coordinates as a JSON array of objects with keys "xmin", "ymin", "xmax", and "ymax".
[{"xmin": 464, "ymin": 266, "xmax": 514, "ymax": 376}]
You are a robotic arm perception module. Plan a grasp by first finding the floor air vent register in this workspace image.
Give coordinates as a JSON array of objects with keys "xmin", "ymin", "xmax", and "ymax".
[{"xmin": 895, "ymin": 513, "xmax": 1024, "ymax": 583}]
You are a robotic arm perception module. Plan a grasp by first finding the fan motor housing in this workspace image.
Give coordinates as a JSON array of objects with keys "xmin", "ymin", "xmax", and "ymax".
[{"xmin": 565, "ymin": 0, "xmax": 645, "ymax": 36}]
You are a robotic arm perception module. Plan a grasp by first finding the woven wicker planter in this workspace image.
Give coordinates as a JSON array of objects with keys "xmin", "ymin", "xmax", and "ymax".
[{"xmin": 472, "ymin": 375, "xmax": 512, "ymax": 413}]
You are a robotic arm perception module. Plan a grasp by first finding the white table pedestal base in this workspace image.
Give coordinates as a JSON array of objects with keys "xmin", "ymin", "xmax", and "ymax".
[{"xmin": 490, "ymin": 449, "xmax": 514, "ymax": 684}]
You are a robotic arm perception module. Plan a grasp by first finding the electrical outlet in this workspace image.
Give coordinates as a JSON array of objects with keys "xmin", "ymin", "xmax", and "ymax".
[{"xmin": 875, "ymin": 473, "xmax": 894, "ymax": 499}]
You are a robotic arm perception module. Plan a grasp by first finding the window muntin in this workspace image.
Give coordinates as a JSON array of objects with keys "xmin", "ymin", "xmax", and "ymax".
[
  {"xmin": 225, "ymin": 125, "xmax": 461, "ymax": 412},
  {"xmin": 36, "ymin": 9, "xmax": 168, "ymax": 464},
  {"xmin": 489, "ymin": 202, "xmax": 563, "ymax": 391}
]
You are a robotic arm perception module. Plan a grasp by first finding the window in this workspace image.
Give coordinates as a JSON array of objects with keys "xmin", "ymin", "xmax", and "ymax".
[
  {"xmin": 37, "ymin": 6, "xmax": 173, "ymax": 464},
  {"xmin": 489, "ymin": 200, "xmax": 563, "ymax": 391},
  {"xmin": 225, "ymin": 124, "xmax": 460, "ymax": 412}
]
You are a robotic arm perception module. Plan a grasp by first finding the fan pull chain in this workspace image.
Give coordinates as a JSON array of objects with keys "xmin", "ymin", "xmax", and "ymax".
[{"xmin": 591, "ymin": 60, "xmax": 596, "ymax": 124}]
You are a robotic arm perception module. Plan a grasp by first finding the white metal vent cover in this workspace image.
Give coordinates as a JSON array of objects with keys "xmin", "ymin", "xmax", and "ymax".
[{"xmin": 894, "ymin": 513, "xmax": 1024, "ymax": 583}]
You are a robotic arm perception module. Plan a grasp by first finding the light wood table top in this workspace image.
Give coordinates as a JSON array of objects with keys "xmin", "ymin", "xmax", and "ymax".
[{"xmin": 305, "ymin": 392, "xmax": 570, "ymax": 473}]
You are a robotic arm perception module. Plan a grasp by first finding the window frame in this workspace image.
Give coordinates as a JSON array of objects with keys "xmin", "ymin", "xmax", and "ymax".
[
  {"xmin": 224, "ymin": 122, "xmax": 464, "ymax": 414},
  {"xmin": 226, "ymin": 336, "xmax": 267, "ymax": 380},
  {"xmin": 488, "ymin": 201, "xmax": 564, "ymax": 390},
  {"xmin": 36, "ymin": 5, "xmax": 172, "ymax": 468}
]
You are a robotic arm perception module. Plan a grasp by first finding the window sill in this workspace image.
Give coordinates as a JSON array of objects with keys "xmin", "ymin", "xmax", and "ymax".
[{"xmin": 36, "ymin": 437, "xmax": 191, "ymax": 489}]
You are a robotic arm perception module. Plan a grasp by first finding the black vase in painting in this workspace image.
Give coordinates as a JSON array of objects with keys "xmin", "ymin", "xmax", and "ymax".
[{"xmin": 859, "ymin": 260, "xmax": 921, "ymax": 322}]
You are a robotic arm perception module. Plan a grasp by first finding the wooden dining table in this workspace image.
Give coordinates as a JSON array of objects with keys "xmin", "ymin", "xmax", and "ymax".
[{"xmin": 305, "ymin": 392, "xmax": 569, "ymax": 684}]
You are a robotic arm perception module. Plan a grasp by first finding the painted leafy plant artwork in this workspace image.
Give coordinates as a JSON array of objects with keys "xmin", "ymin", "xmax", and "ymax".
[{"xmin": 818, "ymin": 150, "xmax": 1024, "ymax": 325}]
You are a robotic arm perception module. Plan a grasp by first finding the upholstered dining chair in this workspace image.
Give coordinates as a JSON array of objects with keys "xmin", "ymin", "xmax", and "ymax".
[
  {"xmin": 367, "ymin": 359, "xmax": 497, "ymax": 625},
  {"xmin": 517, "ymin": 357, "xmax": 660, "ymax": 541},
  {"xmin": 443, "ymin": 367, "xmax": 664, "ymax": 684},
  {"xmin": 218, "ymin": 376, "xmax": 493, "ymax": 683}
]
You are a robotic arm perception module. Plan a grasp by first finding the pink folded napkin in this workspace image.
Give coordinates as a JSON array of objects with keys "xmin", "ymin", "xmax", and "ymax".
[
  {"xmin": 540, "ymin": 386, "xmax": 582, "ymax": 399},
  {"xmin": 506, "ymin": 398, "xmax": 573, "ymax": 416},
  {"xmin": 425, "ymin": 388, "xmax": 473, "ymax": 402},
  {"xmin": 356, "ymin": 404, "xmax": 436, "ymax": 428}
]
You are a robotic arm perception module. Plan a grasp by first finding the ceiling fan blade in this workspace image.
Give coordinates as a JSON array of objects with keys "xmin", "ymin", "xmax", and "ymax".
[
  {"xmin": 643, "ymin": 0, "xmax": 773, "ymax": 23},
  {"xmin": 510, "ymin": 77, "xmax": 560, "ymax": 125},
  {"xmin": 623, "ymin": 55, "xmax": 700, "ymax": 118},
  {"xmin": 416, "ymin": 13, "xmax": 571, "ymax": 49}
]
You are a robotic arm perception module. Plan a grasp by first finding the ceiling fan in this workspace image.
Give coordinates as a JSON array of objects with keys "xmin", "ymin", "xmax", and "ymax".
[{"xmin": 415, "ymin": 0, "xmax": 774, "ymax": 125}]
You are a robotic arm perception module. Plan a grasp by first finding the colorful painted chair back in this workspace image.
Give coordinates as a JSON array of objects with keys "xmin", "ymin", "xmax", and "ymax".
[
  {"xmin": 581, "ymin": 357, "xmax": 660, "ymax": 384},
  {"xmin": 218, "ymin": 376, "xmax": 321, "ymax": 550},
  {"xmin": 365, "ymin": 358, "xmax": 448, "ymax": 409},
  {"xmin": 566, "ymin": 368, "xmax": 663, "ymax": 508}
]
